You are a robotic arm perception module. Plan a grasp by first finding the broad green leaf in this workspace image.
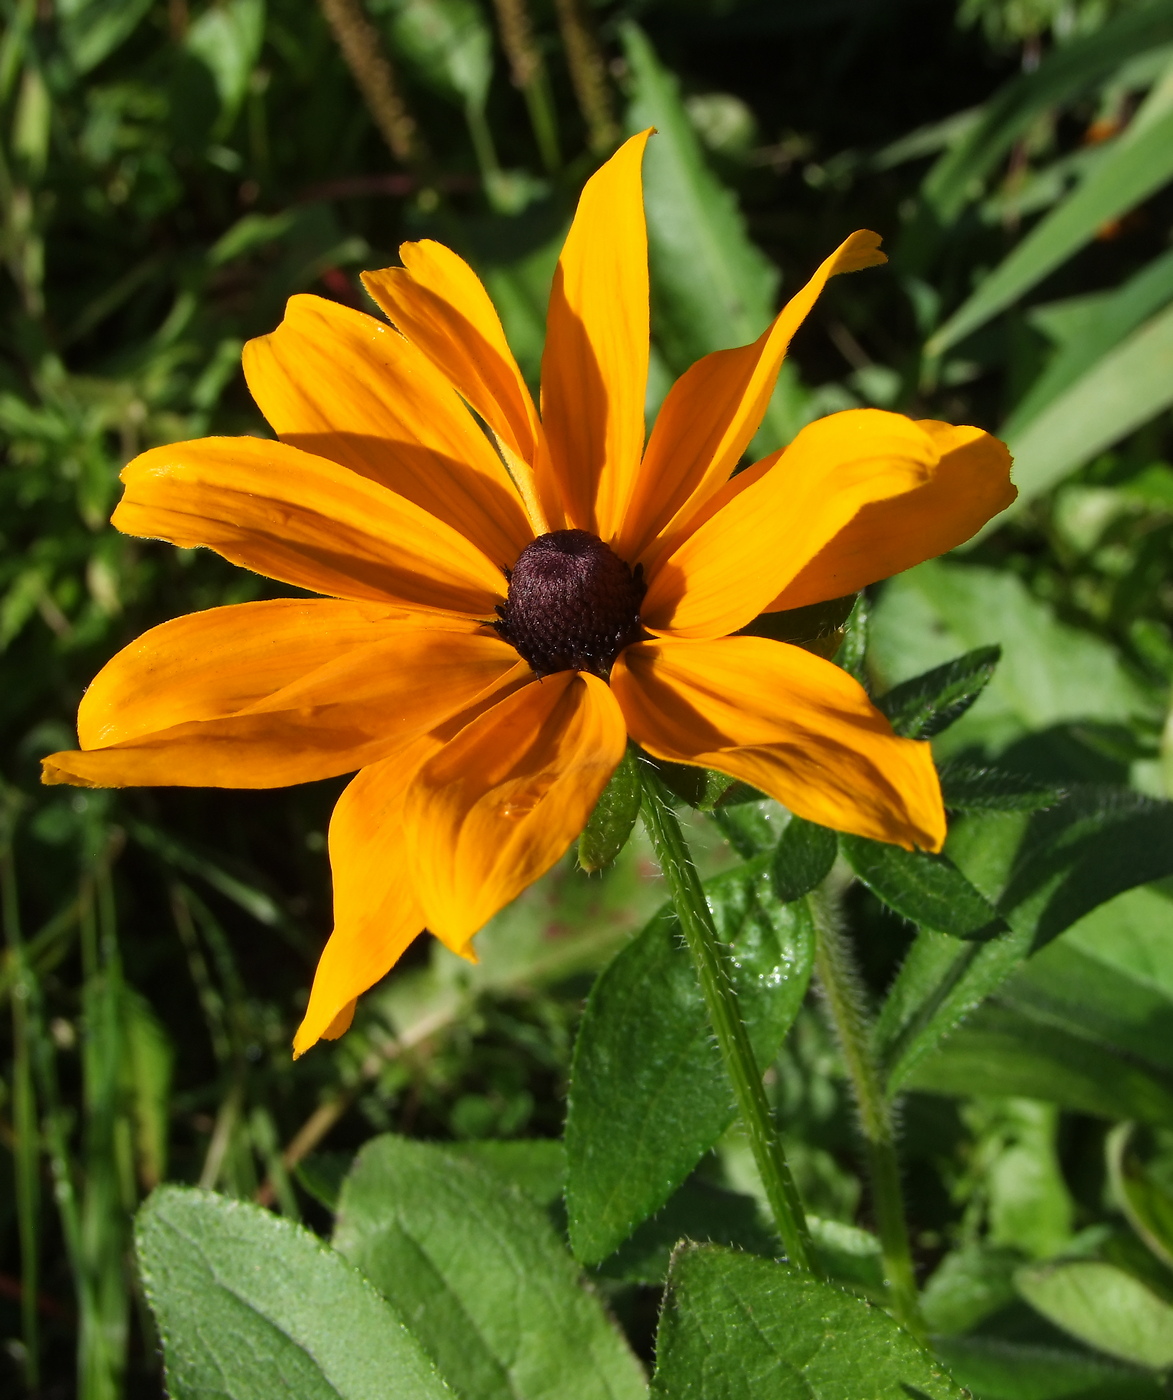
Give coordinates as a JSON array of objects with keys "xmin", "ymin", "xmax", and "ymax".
[
  {"xmin": 875, "ymin": 646, "xmax": 1001, "ymax": 740},
  {"xmin": 440, "ymin": 1138, "xmax": 566, "ymax": 1207},
  {"xmin": 621, "ymin": 21, "xmax": 807, "ymax": 452},
  {"xmin": 924, "ymin": 1, "xmax": 1173, "ymax": 222},
  {"xmin": 333, "ymin": 1136, "xmax": 646, "ymax": 1400},
  {"xmin": 376, "ymin": 0, "xmax": 494, "ymax": 108},
  {"xmin": 870, "ymin": 561, "xmax": 1150, "ymax": 758},
  {"xmin": 57, "ymin": 0, "xmax": 154, "ymax": 74},
  {"xmin": 939, "ymin": 763, "xmax": 1066, "ymax": 813},
  {"xmin": 933, "ymin": 1334, "xmax": 1164, "ymax": 1400},
  {"xmin": 136, "ymin": 1186, "xmax": 451, "ymax": 1400},
  {"xmin": 772, "ymin": 818, "xmax": 837, "ymax": 903},
  {"xmin": 1109, "ymin": 1123, "xmax": 1173, "ymax": 1271},
  {"xmin": 929, "ymin": 104, "xmax": 1173, "ymax": 356},
  {"xmin": 651, "ymin": 1244, "xmax": 964, "ymax": 1399},
  {"xmin": 1002, "ymin": 297, "xmax": 1173, "ymax": 506},
  {"xmin": 842, "ymin": 837, "xmax": 1006, "ymax": 940},
  {"xmin": 920, "ymin": 1244, "xmax": 1021, "ymax": 1336},
  {"xmin": 566, "ymin": 860, "xmax": 814, "ymax": 1264},
  {"xmin": 876, "ymin": 794, "xmax": 1173, "ymax": 1089},
  {"xmin": 1017, "ymin": 1259, "xmax": 1173, "ymax": 1370},
  {"xmin": 579, "ymin": 747, "xmax": 642, "ymax": 872},
  {"xmin": 186, "ymin": 0, "xmax": 265, "ymax": 127},
  {"xmin": 1011, "ymin": 245, "xmax": 1173, "ymax": 434}
]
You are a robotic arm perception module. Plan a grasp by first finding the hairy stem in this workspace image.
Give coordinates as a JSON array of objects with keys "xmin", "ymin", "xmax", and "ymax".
[
  {"xmin": 638, "ymin": 762, "xmax": 817, "ymax": 1272},
  {"xmin": 811, "ymin": 889, "xmax": 923, "ymax": 1332}
]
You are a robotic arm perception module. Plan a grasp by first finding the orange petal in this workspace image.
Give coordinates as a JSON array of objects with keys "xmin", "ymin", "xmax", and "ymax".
[
  {"xmin": 75, "ymin": 598, "xmax": 458, "ymax": 749},
  {"xmin": 293, "ymin": 739, "xmax": 437, "ymax": 1057},
  {"xmin": 541, "ymin": 131, "xmax": 651, "ymax": 541},
  {"xmin": 114, "ymin": 435, "xmax": 507, "ymax": 613},
  {"xmin": 768, "ymin": 420, "xmax": 1016, "ymax": 611},
  {"xmin": 44, "ymin": 630, "xmax": 526, "ymax": 790},
  {"xmin": 621, "ymin": 231, "xmax": 886, "ymax": 562},
  {"xmin": 405, "ymin": 670, "xmax": 627, "ymax": 952},
  {"xmin": 612, "ymin": 636, "xmax": 944, "ymax": 851},
  {"xmin": 361, "ymin": 244, "xmax": 551, "ymax": 533},
  {"xmin": 642, "ymin": 410, "xmax": 974, "ymax": 640},
  {"xmin": 243, "ymin": 293, "xmax": 532, "ymax": 567}
]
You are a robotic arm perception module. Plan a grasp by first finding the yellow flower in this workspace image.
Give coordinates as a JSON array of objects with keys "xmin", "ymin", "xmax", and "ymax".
[{"xmin": 42, "ymin": 132, "xmax": 1015, "ymax": 1055}]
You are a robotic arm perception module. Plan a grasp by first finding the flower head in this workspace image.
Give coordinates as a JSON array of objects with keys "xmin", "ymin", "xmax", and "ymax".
[{"xmin": 43, "ymin": 131, "xmax": 1015, "ymax": 1054}]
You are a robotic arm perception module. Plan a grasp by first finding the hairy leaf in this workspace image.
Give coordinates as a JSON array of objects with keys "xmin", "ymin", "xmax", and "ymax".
[{"xmin": 875, "ymin": 645, "xmax": 1001, "ymax": 740}]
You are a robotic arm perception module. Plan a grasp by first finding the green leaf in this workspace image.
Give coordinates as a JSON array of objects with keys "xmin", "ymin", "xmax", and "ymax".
[
  {"xmin": 841, "ymin": 837, "xmax": 1007, "ymax": 940},
  {"xmin": 439, "ymin": 1138, "xmax": 566, "ymax": 1208},
  {"xmin": 924, "ymin": 1, "xmax": 1173, "ymax": 222},
  {"xmin": 186, "ymin": 0, "xmax": 265, "ymax": 128},
  {"xmin": 651, "ymin": 1244, "xmax": 964, "ymax": 1399},
  {"xmin": 565, "ymin": 860, "xmax": 814, "ymax": 1264},
  {"xmin": 620, "ymin": 20, "xmax": 807, "ymax": 451},
  {"xmin": 1109, "ymin": 1124, "xmax": 1173, "ymax": 1272},
  {"xmin": 875, "ymin": 793, "xmax": 1173, "ymax": 1089},
  {"xmin": 1002, "ymin": 296, "xmax": 1173, "ymax": 507},
  {"xmin": 869, "ymin": 561, "xmax": 1150, "ymax": 758},
  {"xmin": 939, "ymin": 763, "xmax": 1066, "ymax": 813},
  {"xmin": 376, "ymin": 0, "xmax": 494, "ymax": 108},
  {"xmin": 579, "ymin": 748, "xmax": 644, "ymax": 872},
  {"xmin": 57, "ymin": 0, "xmax": 154, "ymax": 74},
  {"xmin": 933, "ymin": 1334, "xmax": 1164, "ymax": 1400},
  {"xmin": 333, "ymin": 1136, "xmax": 646, "ymax": 1400},
  {"xmin": 772, "ymin": 818, "xmax": 837, "ymax": 903},
  {"xmin": 136, "ymin": 1186, "xmax": 451, "ymax": 1400},
  {"xmin": 875, "ymin": 646, "xmax": 1001, "ymax": 740},
  {"xmin": 1016, "ymin": 1259, "xmax": 1173, "ymax": 1370}
]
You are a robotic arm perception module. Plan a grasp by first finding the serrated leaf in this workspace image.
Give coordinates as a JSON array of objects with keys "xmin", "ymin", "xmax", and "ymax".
[
  {"xmin": 1017, "ymin": 1260, "xmax": 1173, "ymax": 1370},
  {"xmin": 939, "ymin": 762, "xmax": 1066, "ymax": 813},
  {"xmin": 333, "ymin": 1136, "xmax": 646, "ymax": 1400},
  {"xmin": 136, "ymin": 1186, "xmax": 451, "ymax": 1400},
  {"xmin": 875, "ymin": 645, "xmax": 1001, "ymax": 740},
  {"xmin": 651, "ymin": 1245, "xmax": 964, "ymax": 1399},
  {"xmin": 772, "ymin": 818, "xmax": 837, "ymax": 903},
  {"xmin": 579, "ymin": 747, "xmax": 642, "ymax": 872},
  {"xmin": 565, "ymin": 860, "xmax": 814, "ymax": 1265},
  {"xmin": 842, "ymin": 836, "xmax": 1006, "ymax": 940}
]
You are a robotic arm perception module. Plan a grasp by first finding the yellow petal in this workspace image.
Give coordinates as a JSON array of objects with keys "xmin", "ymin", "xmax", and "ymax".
[
  {"xmin": 541, "ymin": 131, "xmax": 651, "ymax": 540},
  {"xmin": 243, "ymin": 293, "xmax": 531, "ymax": 567},
  {"xmin": 642, "ymin": 410, "xmax": 963, "ymax": 639},
  {"xmin": 620, "ymin": 231, "xmax": 885, "ymax": 561},
  {"xmin": 76, "ymin": 598, "xmax": 456, "ymax": 749},
  {"xmin": 293, "ymin": 740, "xmax": 437, "ymax": 1057},
  {"xmin": 768, "ymin": 420, "xmax": 1016, "ymax": 610},
  {"xmin": 361, "ymin": 243, "xmax": 551, "ymax": 533},
  {"xmin": 405, "ymin": 670, "xmax": 627, "ymax": 952},
  {"xmin": 612, "ymin": 637, "xmax": 944, "ymax": 851},
  {"xmin": 45, "ymin": 630, "xmax": 526, "ymax": 790},
  {"xmin": 114, "ymin": 435, "xmax": 506, "ymax": 614}
]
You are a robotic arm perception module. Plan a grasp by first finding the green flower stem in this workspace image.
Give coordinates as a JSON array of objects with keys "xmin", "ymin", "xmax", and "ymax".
[
  {"xmin": 637, "ymin": 762, "xmax": 817, "ymax": 1274},
  {"xmin": 810, "ymin": 890, "xmax": 923, "ymax": 1334}
]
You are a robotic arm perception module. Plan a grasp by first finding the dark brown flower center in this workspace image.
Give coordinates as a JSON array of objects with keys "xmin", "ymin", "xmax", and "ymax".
[{"xmin": 494, "ymin": 529, "xmax": 645, "ymax": 679}]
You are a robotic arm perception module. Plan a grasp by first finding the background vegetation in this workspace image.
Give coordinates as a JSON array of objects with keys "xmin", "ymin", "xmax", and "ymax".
[{"xmin": 3, "ymin": 0, "xmax": 1173, "ymax": 1395}]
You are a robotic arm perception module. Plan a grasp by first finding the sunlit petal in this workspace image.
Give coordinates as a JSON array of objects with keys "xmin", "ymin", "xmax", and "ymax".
[
  {"xmin": 542, "ymin": 130, "xmax": 651, "ymax": 540},
  {"xmin": 621, "ymin": 231, "xmax": 885, "ymax": 561},
  {"xmin": 243, "ymin": 293, "xmax": 531, "ymax": 566},
  {"xmin": 612, "ymin": 636, "xmax": 944, "ymax": 851},
  {"xmin": 114, "ymin": 435, "xmax": 507, "ymax": 613},
  {"xmin": 405, "ymin": 671, "xmax": 627, "ymax": 953}
]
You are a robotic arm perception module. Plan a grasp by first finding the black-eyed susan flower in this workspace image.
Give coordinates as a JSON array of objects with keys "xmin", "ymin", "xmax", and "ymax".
[{"xmin": 43, "ymin": 131, "xmax": 1015, "ymax": 1055}]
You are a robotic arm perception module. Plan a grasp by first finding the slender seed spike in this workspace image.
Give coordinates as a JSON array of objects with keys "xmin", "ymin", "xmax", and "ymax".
[{"xmin": 495, "ymin": 529, "xmax": 644, "ymax": 678}]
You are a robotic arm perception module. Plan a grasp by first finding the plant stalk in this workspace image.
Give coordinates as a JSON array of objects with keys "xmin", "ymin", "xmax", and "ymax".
[
  {"xmin": 638, "ymin": 762, "xmax": 817, "ymax": 1273},
  {"xmin": 810, "ymin": 888, "xmax": 923, "ymax": 1333}
]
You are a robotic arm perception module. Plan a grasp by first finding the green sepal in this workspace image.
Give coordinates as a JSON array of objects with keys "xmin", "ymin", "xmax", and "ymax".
[
  {"xmin": 877, "ymin": 644, "xmax": 1001, "ymax": 739},
  {"xmin": 841, "ymin": 835, "xmax": 1007, "ymax": 940},
  {"xmin": 772, "ymin": 816, "xmax": 838, "ymax": 902},
  {"xmin": 578, "ymin": 746, "xmax": 642, "ymax": 872}
]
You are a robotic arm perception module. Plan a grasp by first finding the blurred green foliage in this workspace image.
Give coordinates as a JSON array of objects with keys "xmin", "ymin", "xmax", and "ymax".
[{"xmin": 2, "ymin": 0, "xmax": 1173, "ymax": 1395}]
